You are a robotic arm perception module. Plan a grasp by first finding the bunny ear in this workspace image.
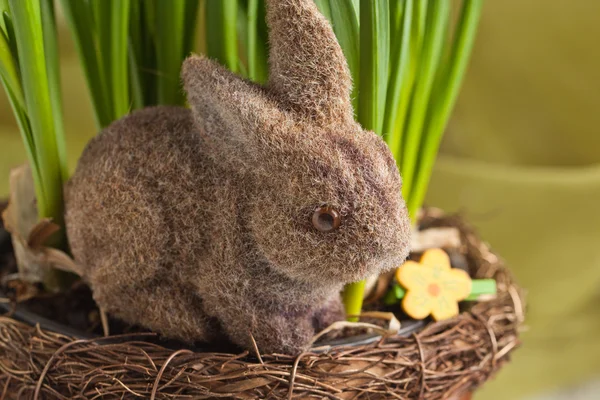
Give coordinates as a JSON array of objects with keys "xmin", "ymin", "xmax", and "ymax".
[
  {"xmin": 182, "ymin": 55, "xmax": 283, "ymax": 152},
  {"xmin": 266, "ymin": 0, "xmax": 354, "ymax": 125}
]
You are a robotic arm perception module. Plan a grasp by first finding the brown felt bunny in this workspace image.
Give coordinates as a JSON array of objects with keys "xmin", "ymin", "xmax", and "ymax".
[{"xmin": 65, "ymin": 0, "xmax": 411, "ymax": 354}]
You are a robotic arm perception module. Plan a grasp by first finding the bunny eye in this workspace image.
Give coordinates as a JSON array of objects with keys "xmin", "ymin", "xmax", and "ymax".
[{"xmin": 312, "ymin": 205, "xmax": 341, "ymax": 233}]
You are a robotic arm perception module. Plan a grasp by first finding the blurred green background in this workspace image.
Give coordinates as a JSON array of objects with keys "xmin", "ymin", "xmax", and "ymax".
[{"xmin": 1, "ymin": 1, "xmax": 599, "ymax": 399}]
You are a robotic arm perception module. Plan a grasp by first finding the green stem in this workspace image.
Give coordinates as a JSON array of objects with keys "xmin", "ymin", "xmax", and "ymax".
[
  {"xmin": 342, "ymin": 280, "xmax": 366, "ymax": 322},
  {"xmin": 247, "ymin": 0, "xmax": 259, "ymax": 81},
  {"xmin": 40, "ymin": 0, "xmax": 68, "ymax": 182},
  {"xmin": 155, "ymin": 0, "xmax": 194, "ymax": 105},
  {"xmin": 328, "ymin": 0, "xmax": 360, "ymax": 113},
  {"xmin": 205, "ymin": 0, "xmax": 238, "ymax": 72},
  {"xmin": 382, "ymin": 0, "xmax": 412, "ymax": 159},
  {"xmin": 407, "ymin": 0, "xmax": 483, "ymax": 218},
  {"xmin": 0, "ymin": 21, "xmax": 43, "ymax": 200},
  {"xmin": 110, "ymin": 0, "xmax": 131, "ymax": 117},
  {"xmin": 129, "ymin": 0, "xmax": 157, "ymax": 108},
  {"xmin": 358, "ymin": 0, "xmax": 389, "ymax": 134},
  {"xmin": 1, "ymin": 0, "xmax": 69, "ymax": 290},
  {"xmin": 183, "ymin": 0, "xmax": 201, "ymax": 59},
  {"xmin": 400, "ymin": 0, "xmax": 449, "ymax": 207},
  {"xmin": 128, "ymin": 37, "xmax": 144, "ymax": 110},
  {"xmin": 59, "ymin": 0, "xmax": 112, "ymax": 128},
  {"xmin": 8, "ymin": 0, "xmax": 66, "ymax": 227},
  {"xmin": 390, "ymin": 0, "xmax": 427, "ymax": 167}
]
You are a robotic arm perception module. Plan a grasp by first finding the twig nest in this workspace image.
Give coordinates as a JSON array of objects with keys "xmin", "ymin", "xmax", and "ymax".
[{"xmin": 0, "ymin": 209, "xmax": 525, "ymax": 399}]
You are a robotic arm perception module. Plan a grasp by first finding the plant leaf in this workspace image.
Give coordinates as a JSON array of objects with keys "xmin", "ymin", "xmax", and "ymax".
[
  {"xmin": 129, "ymin": 0, "xmax": 157, "ymax": 107},
  {"xmin": 382, "ymin": 0, "xmax": 412, "ymax": 160},
  {"xmin": 400, "ymin": 0, "xmax": 449, "ymax": 206},
  {"xmin": 0, "ymin": 0, "xmax": 6, "ymax": 33},
  {"xmin": 246, "ymin": 0, "xmax": 259, "ymax": 81},
  {"xmin": 59, "ymin": 0, "xmax": 112, "ymax": 128},
  {"xmin": 155, "ymin": 0, "xmax": 195, "ymax": 105},
  {"xmin": 408, "ymin": 0, "xmax": 483, "ymax": 217},
  {"xmin": 183, "ymin": 0, "xmax": 201, "ymax": 58},
  {"xmin": 128, "ymin": 39, "xmax": 144, "ymax": 110},
  {"xmin": 0, "ymin": 27, "xmax": 40, "ymax": 186},
  {"xmin": 2, "ymin": 11, "xmax": 18, "ymax": 71},
  {"xmin": 8, "ymin": 0, "xmax": 65, "ymax": 225},
  {"xmin": 91, "ymin": 0, "xmax": 112, "ymax": 112},
  {"xmin": 235, "ymin": 0, "xmax": 249, "ymax": 79},
  {"xmin": 328, "ymin": 0, "xmax": 360, "ymax": 113},
  {"xmin": 110, "ymin": 0, "xmax": 131, "ymax": 116},
  {"xmin": 358, "ymin": 0, "xmax": 389, "ymax": 134},
  {"xmin": 40, "ymin": 0, "xmax": 67, "ymax": 181},
  {"xmin": 205, "ymin": 0, "xmax": 238, "ymax": 72}
]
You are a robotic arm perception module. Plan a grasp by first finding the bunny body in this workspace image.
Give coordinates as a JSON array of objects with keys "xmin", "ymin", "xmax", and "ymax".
[
  {"xmin": 65, "ymin": 0, "xmax": 411, "ymax": 354},
  {"xmin": 66, "ymin": 105, "xmax": 345, "ymax": 352}
]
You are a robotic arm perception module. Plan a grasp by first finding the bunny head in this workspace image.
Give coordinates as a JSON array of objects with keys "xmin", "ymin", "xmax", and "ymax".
[{"xmin": 182, "ymin": 0, "xmax": 411, "ymax": 285}]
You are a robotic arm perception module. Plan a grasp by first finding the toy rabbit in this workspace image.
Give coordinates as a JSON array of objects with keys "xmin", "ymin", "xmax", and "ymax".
[{"xmin": 65, "ymin": 0, "xmax": 411, "ymax": 354}]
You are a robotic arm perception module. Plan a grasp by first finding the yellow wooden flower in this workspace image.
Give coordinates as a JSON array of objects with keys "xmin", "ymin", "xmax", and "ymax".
[{"xmin": 395, "ymin": 249, "xmax": 472, "ymax": 321}]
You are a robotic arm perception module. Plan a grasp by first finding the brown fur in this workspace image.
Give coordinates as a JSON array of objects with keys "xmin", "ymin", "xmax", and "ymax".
[{"xmin": 65, "ymin": 0, "xmax": 411, "ymax": 354}]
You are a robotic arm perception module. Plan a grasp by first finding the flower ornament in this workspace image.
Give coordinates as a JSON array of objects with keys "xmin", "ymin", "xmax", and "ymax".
[{"xmin": 395, "ymin": 249, "xmax": 472, "ymax": 321}]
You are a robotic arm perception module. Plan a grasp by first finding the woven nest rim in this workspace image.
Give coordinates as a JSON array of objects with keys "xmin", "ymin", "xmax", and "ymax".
[{"xmin": 0, "ymin": 209, "xmax": 525, "ymax": 400}]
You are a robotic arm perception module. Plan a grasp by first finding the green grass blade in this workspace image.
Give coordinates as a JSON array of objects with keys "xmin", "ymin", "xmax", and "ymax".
[
  {"xmin": 8, "ymin": 0, "xmax": 65, "ymax": 224},
  {"xmin": 252, "ymin": 0, "xmax": 269, "ymax": 83},
  {"xmin": 205, "ymin": 0, "xmax": 238, "ymax": 72},
  {"xmin": 1, "ymin": 86, "xmax": 40, "ymax": 183},
  {"xmin": 40, "ymin": 0, "xmax": 67, "ymax": 181},
  {"xmin": 235, "ymin": 0, "xmax": 250, "ymax": 79},
  {"xmin": 0, "ymin": 24, "xmax": 23, "ymax": 108},
  {"xmin": 0, "ymin": 0, "xmax": 6, "ymax": 33},
  {"xmin": 91, "ymin": 1, "xmax": 111, "ymax": 61},
  {"xmin": 2, "ymin": 11, "xmax": 18, "ymax": 70},
  {"xmin": 127, "ymin": 0, "xmax": 143, "ymax": 109},
  {"xmin": 0, "ymin": 19, "xmax": 30, "ymax": 149},
  {"xmin": 128, "ymin": 39, "xmax": 145, "ymax": 110},
  {"xmin": 328, "ymin": 0, "xmax": 360, "ymax": 112},
  {"xmin": 110, "ymin": 0, "xmax": 131, "ymax": 116},
  {"xmin": 382, "ymin": 0, "xmax": 412, "ymax": 159},
  {"xmin": 352, "ymin": 0, "xmax": 359, "ymax": 18},
  {"xmin": 408, "ymin": 0, "xmax": 483, "ymax": 217},
  {"xmin": 183, "ymin": 0, "xmax": 200, "ymax": 58},
  {"xmin": 246, "ymin": 0, "xmax": 259, "ymax": 81},
  {"xmin": 399, "ymin": 1, "xmax": 449, "ymax": 208},
  {"xmin": 414, "ymin": 0, "xmax": 428, "ymax": 48},
  {"xmin": 90, "ymin": 0, "xmax": 130, "ymax": 117},
  {"xmin": 237, "ymin": 0, "xmax": 270, "ymax": 84},
  {"xmin": 155, "ymin": 0, "xmax": 190, "ymax": 105},
  {"xmin": 0, "ymin": 81, "xmax": 44, "ymax": 215},
  {"xmin": 0, "ymin": 24, "xmax": 39, "ymax": 185},
  {"xmin": 389, "ymin": 0, "xmax": 427, "ymax": 164},
  {"xmin": 91, "ymin": 0, "xmax": 112, "ymax": 109},
  {"xmin": 235, "ymin": 1, "xmax": 266, "ymax": 83},
  {"xmin": 142, "ymin": 2, "xmax": 158, "ymax": 106},
  {"xmin": 357, "ymin": 0, "xmax": 389, "ymax": 134},
  {"xmin": 59, "ymin": 0, "xmax": 111, "ymax": 128},
  {"xmin": 129, "ymin": 0, "xmax": 157, "ymax": 108}
]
